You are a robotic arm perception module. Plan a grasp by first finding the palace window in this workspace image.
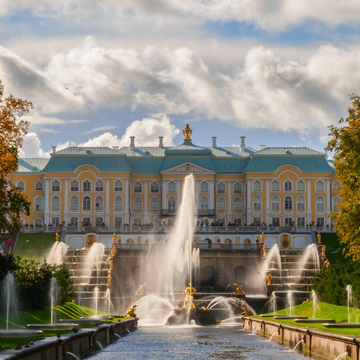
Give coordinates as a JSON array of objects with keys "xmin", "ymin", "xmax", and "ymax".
[
  {"xmin": 297, "ymin": 217, "xmax": 306, "ymax": 227},
  {"xmin": 315, "ymin": 180, "xmax": 325, "ymax": 192},
  {"xmin": 297, "ymin": 180, "xmax": 305, "ymax": 192},
  {"xmin": 253, "ymin": 217, "xmax": 261, "ymax": 226},
  {"xmin": 134, "ymin": 182, "xmax": 142, "ymax": 193},
  {"xmin": 150, "ymin": 197, "xmax": 159, "ymax": 212},
  {"xmin": 114, "ymin": 217, "xmax": 122, "ymax": 226},
  {"xmin": 271, "ymin": 180, "xmax": 280, "ymax": 192},
  {"xmin": 35, "ymin": 180, "xmax": 43, "ymax": 190},
  {"xmin": 332, "ymin": 181, "xmax": 340, "ymax": 191},
  {"xmin": 168, "ymin": 196, "xmax": 176, "ymax": 213},
  {"xmin": 234, "ymin": 198, "xmax": 242, "ymax": 211},
  {"xmin": 134, "ymin": 197, "xmax": 142, "ymax": 211},
  {"xmin": 168, "ymin": 181, "xmax": 176, "ymax": 193},
  {"xmin": 217, "ymin": 182, "xmax": 225, "ymax": 193},
  {"xmin": 83, "ymin": 196, "xmax": 91, "ymax": 210},
  {"xmin": 95, "ymin": 217, "xmax": 103, "ymax": 226},
  {"xmin": 95, "ymin": 180, "xmax": 104, "ymax": 191},
  {"xmin": 95, "ymin": 196, "xmax": 103, "ymax": 210},
  {"xmin": 217, "ymin": 197, "xmax": 225, "ymax": 211},
  {"xmin": 253, "ymin": 195, "xmax": 261, "ymax": 210},
  {"xmin": 70, "ymin": 180, "xmax": 79, "ymax": 191},
  {"xmin": 234, "ymin": 182, "xmax": 242, "ymax": 193},
  {"xmin": 297, "ymin": 195, "xmax": 305, "ymax": 210},
  {"xmin": 34, "ymin": 218, "xmax": 43, "ymax": 226},
  {"xmin": 201, "ymin": 181, "xmax": 208, "ymax": 193},
  {"xmin": 82, "ymin": 217, "xmax": 91, "ymax": 225},
  {"xmin": 70, "ymin": 196, "xmax": 79, "ymax": 210},
  {"xmin": 70, "ymin": 217, "xmax": 79, "ymax": 226},
  {"xmin": 114, "ymin": 196, "xmax": 123, "ymax": 211},
  {"xmin": 316, "ymin": 217, "xmax": 325, "ymax": 227},
  {"xmin": 333, "ymin": 196, "xmax": 341, "ymax": 212},
  {"xmin": 234, "ymin": 218, "xmax": 242, "ymax": 225},
  {"xmin": 114, "ymin": 180, "xmax": 123, "ymax": 191},
  {"xmin": 83, "ymin": 180, "xmax": 91, "ymax": 191},
  {"xmin": 271, "ymin": 196, "xmax": 280, "ymax": 210},
  {"xmin": 284, "ymin": 217, "xmax": 293, "ymax": 226},
  {"xmin": 316, "ymin": 196, "xmax": 325, "ymax": 210},
  {"xmin": 200, "ymin": 197, "xmax": 209, "ymax": 211},
  {"xmin": 272, "ymin": 217, "xmax": 280, "ymax": 226},
  {"xmin": 35, "ymin": 196, "xmax": 43, "ymax": 211},
  {"xmin": 150, "ymin": 182, "xmax": 159, "ymax": 193},
  {"xmin": 16, "ymin": 180, "xmax": 25, "ymax": 191},
  {"xmin": 253, "ymin": 180, "xmax": 261, "ymax": 192},
  {"xmin": 284, "ymin": 196, "xmax": 293, "ymax": 210},
  {"xmin": 51, "ymin": 217, "xmax": 60, "ymax": 226},
  {"xmin": 284, "ymin": 180, "xmax": 292, "ymax": 192},
  {"xmin": 52, "ymin": 180, "xmax": 60, "ymax": 191},
  {"xmin": 134, "ymin": 218, "xmax": 141, "ymax": 225},
  {"xmin": 51, "ymin": 196, "xmax": 60, "ymax": 210}
]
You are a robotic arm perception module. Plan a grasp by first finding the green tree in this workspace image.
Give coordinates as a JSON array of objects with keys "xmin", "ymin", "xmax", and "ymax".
[
  {"xmin": 53, "ymin": 264, "xmax": 75, "ymax": 305},
  {"xmin": 0, "ymin": 254, "xmax": 19, "ymax": 283},
  {"xmin": 327, "ymin": 94, "xmax": 360, "ymax": 260}
]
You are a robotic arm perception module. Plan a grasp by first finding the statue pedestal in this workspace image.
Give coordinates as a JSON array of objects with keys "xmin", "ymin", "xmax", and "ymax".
[
  {"xmin": 266, "ymin": 285, "xmax": 272, "ymax": 297},
  {"xmin": 235, "ymin": 294, "xmax": 246, "ymax": 298}
]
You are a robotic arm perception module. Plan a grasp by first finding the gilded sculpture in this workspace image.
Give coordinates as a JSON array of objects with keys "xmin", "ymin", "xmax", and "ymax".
[
  {"xmin": 107, "ymin": 273, "xmax": 112, "ymax": 286},
  {"xmin": 112, "ymin": 233, "xmax": 117, "ymax": 244},
  {"xmin": 262, "ymin": 244, "xmax": 267, "ymax": 257},
  {"xmin": 55, "ymin": 233, "xmax": 60, "ymax": 242},
  {"xmin": 317, "ymin": 233, "xmax": 322, "ymax": 244},
  {"xmin": 234, "ymin": 283, "xmax": 245, "ymax": 296},
  {"xmin": 266, "ymin": 273, "xmax": 273, "ymax": 286},
  {"xmin": 183, "ymin": 124, "xmax": 192, "ymax": 141},
  {"xmin": 241, "ymin": 304, "xmax": 253, "ymax": 317},
  {"xmin": 323, "ymin": 259, "xmax": 329, "ymax": 270},
  {"xmin": 125, "ymin": 304, "xmax": 138, "ymax": 318},
  {"xmin": 321, "ymin": 244, "xmax": 326, "ymax": 260},
  {"xmin": 135, "ymin": 283, "xmax": 146, "ymax": 295},
  {"xmin": 183, "ymin": 283, "xmax": 196, "ymax": 309},
  {"xmin": 260, "ymin": 232, "xmax": 265, "ymax": 244}
]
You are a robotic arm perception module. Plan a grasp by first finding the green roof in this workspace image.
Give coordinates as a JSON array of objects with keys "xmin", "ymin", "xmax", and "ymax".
[
  {"xmin": 165, "ymin": 142, "xmax": 213, "ymax": 156},
  {"xmin": 55, "ymin": 147, "xmax": 122, "ymax": 155},
  {"xmin": 17, "ymin": 158, "xmax": 50, "ymax": 173},
  {"xmin": 255, "ymin": 147, "xmax": 324, "ymax": 156}
]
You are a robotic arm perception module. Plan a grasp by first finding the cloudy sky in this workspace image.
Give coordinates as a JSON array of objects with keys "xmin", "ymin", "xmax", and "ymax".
[{"xmin": 2, "ymin": 1, "xmax": 360, "ymax": 157}]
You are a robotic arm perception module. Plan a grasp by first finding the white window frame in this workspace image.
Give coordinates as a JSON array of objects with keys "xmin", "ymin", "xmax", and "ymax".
[
  {"xmin": 83, "ymin": 196, "xmax": 91, "ymax": 211},
  {"xmin": 16, "ymin": 180, "xmax": 25, "ymax": 191},
  {"xmin": 114, "ymin": 217, "xmax": 122, "ymax": 226},
  {"xmin": 51, "ymin": 195, "xmax": 60, "ymax": 211},
  {"xmin": 271, "ymin": 195, "xmax": 280, "ymax": 210},
  {"xmin": 332, "ymin": 181, "xmax": 340, "ymax": 191},
  {"xmin": 134, "ymin": 182, "xmax": 142, "ymax": 193},
  {"xmin": 217, "ymin": 197, "xmax": 225, "ymax": 211},
  {"xmin": 34, "ymin": 195, "xmax": 43, "ymax": 212},
  {"xmin": 316, "ymin": 217, "xmax": 325, "ymax": 227},
  {"xmin": 134, "ymin": 197, "xmax": 142, "ymax": 212},
  {"xmin": 296, "ymin": 180, "xmax": 305, "ymax": 192},
  {"xmin": 167, "ymin": 196, "xmax": 176, "ymax": 213},
  {"xmin": 82, "ymin": 217, "xmax": 91, "ymax": 225},
  {"xmin": 34, "ymin": 218, "xmax": 43, "ymax": 226},
  {"xmin": 201, "ymin": 181, "xmax": 209, "ymax": 193},
  {"xmin": 168, "ymin": 181, "xmax": 176, "ymax": 193},
  {"xmin": 35, "ymin": 180, "xmax": 43, "ymax": 191},
  {"xmin": 272, "ymin": 217, "xmax": 280, "ymax": 226},
  {"xmin": 315, "ymin": 180, "xmax": 325, "ymax": 192},
  {"xmin": 316, "ymin": 195, "xmax": 325, "ymax": 211},
  {"xmin": 114, "ymin": 180, "xmax": 123, "ymax": 192},
  {"xmin": 297, "ymin": 217, "xmax": 306, "ymax": 227},
  {"xmin": 284, "ymin": 196, "xmax": 293, "ymax": 210},
  {"xmin": 51, "ymin": 180, "xmax": 60, "ymax": 192},
  {"xmin": 332, "ymin": 196, "xmax": 341, "ymax": 212},
  {"xmin": 234, "ymin": 197, "xmax": 242, "ymax": 211},
  {"xmin": 95, "ymin": 195, "xmax": 104, "ymax": 210},
  {"xmin": 70, "ymin": 195, "xmax": 79, "ymax": 211},
  {"xmin": 150, "ymin": 197, "xmax": 159, "ymax": 212},
  {"xmin": 95, "ymin": 180, "xmax": 104, "ymax": 192},
  {"xmin": 200, "ymin": 196, "xmax": 209, "ymax": 211},
  {"xmin": 271, "ymin": 180, "xmax": 280, "ymax": 192},
  {"xmin": 253, "ymin": 180, "xmax": 261, "ymax": 192},
  {"xmin": 70, "ymin": 180, "xmax": 79, "ymax": 192},
  {"xmin": 253, "ymin": 195, "xmax": 261, "ymax": 210},
  {"xmin": 114, "ymin": 195, "xmax": 123, "ymax": 211},
  {"xmin": 51, "ymin": 217, "xmax": 60, "ymax": 226},
  {"xmin": 150, "ymin": 182, "xmax": 159, "ymax": 193},
  {"xmin": 217, "ymin": 182, "xmax": 226, "ymax": 193},
  {"xmin": 284, "ymin": 180, "xmax": 292, "ymax": 192},
  {"xmin": 83, "ymin": 179, "xmax": 91, "ymax": 192},
  {"xmin": 70, "ymin": 217, "xmax": 79, "ymax": 226},
  {"xmin": 253, "ymin": 217, "xmax": 261, "ymax": 225},
  {"xmin": 284, "ymin": 217, "xmax": 293, "ymax": 226},
  {"xmin": 234, "ymin": 182, "xmax": 242, "ymax": 194},
  {"xmin": 297, "ymin": 195, "xmax": 306, "ymax": 210}
]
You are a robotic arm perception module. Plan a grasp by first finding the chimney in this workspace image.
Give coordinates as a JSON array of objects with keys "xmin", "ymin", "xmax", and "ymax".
[
  {"xmin": 51, "ymin": 145, "xmax": 57, "ymax": 153},
  {"xmin": 130, "ymin": 136, "xmax": 135, "ymax": 149},
  {"xmin": 159, "ymin": 136, "xmax": 164, "ymax": 148},
  {"xmin": 259, "ymin": 145, "xmax": 266, "ymax": 150},
  {"xmin": 212, "ymin": 137, "xmax": 217, "ymax": 147},
  {"xmin": 240, "ymin": 136, "xmax": 246, "ymax": 151},
  {"xmin": 112, "ymin": 146, "xmax": 119, "ymax": 150}
]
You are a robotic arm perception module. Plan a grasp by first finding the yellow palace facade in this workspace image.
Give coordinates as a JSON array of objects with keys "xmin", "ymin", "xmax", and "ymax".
[{"xmin": 13, "ymin": 126, "xmax": 338, "ymax": 229}]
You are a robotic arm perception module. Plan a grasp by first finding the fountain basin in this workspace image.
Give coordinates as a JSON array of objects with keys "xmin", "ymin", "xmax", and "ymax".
[
  {"xmin": 0, "ymin": 330, "xmax": 43, "ymax": 338},
  {"xmin": 26, "ymin": 323, "xmax": 79, "ymax": 330},
  {"xmin": 294, "ymin": 319, "xmax": 336, "ymax": 324},
  {"xmin": 260, "ymin": 315, "xmax": 276, "ymax": 318},
  {"xmin": 323, "ymin": 323, "xmax": 360, "ymax": 328},
  {"xmin": 59, "ymin": 317, "xmax": 111, "ymax": 324},
  {"xmin": 273, "ymin": 316, "xmax": 308, "ymax": 320}
]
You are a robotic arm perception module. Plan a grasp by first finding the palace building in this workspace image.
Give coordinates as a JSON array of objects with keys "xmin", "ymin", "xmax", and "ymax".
[{"xmin": 14, "ymin": 125, "xmax": 338, "ymax": 230}]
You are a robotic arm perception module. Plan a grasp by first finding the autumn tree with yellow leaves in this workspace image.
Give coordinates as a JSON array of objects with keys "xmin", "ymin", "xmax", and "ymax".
[
  {"xmin": 0, "ymin": 80, "xmax": 33, "ymax": 237},
  {"xmin": 327, "ymin": 94, "xmax": 360, "ymax": 260}
]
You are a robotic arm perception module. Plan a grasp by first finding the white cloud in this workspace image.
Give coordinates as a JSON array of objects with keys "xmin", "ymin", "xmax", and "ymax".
[
  {"xmin": 79, "ymin": 116, "xmax": 180, "ymax": 147},
  {"xmin": 18, "ymin": 132, "xmax": 50, "ymax": 158},
  {"xmin": 83, "ymin": 125, "xmax": 118, "ymax": 135},
  {"xmin": 57, "ymin": 140, "xmax": 77, "ymax": 151}
]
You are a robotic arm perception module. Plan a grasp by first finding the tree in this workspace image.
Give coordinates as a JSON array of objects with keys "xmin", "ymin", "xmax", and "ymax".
[
  {"xmin": 0, "ymin": 80, "xmax": 33, "ymax": 237},
  {"xmin": 53, "ymin": 264, "xmax": 75, "ymax": 305}
]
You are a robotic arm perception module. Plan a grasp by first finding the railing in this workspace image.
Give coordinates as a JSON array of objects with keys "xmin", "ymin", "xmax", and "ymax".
[
  {"xmin": 116, "ymin": 243, "xmax": 260, "ymax": 251},
  {"xmin": 197, "ymin": 209, "xmax": 215, "ymax": 216},
  {"xmin": 161, "ymin": 209, "xmax": 176, "ymax": 216},
  {"xmin": 20, "ymin": 225, "xmax": 334, "ymax": 234}
]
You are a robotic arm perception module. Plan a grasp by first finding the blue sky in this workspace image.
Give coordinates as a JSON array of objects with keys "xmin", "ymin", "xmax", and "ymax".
[{"xmin": 1, "ymin": 1, "xmax": 360, "ymax": 156}]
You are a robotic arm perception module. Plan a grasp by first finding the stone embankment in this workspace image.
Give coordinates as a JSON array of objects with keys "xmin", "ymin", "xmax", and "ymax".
[{"xmin": 0, "ymin": 318, "xmax": 137, "ymax": 360}]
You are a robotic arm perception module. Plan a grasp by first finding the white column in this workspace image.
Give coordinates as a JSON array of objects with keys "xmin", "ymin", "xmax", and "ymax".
[
  {"xmin": 44, "ymin": 178, "xmax": 50, "ymax": 225},
  {"xmin": 307, "ymin": 179, "xmax": 312, "ymax": 225},
  {"xmin": 144, "ymin": 180, "xmax": 148, "ymax": 223},
  {"xmin": 209, "ymin": 180, "xmax": 214, "ymax": 210},
  {"xmin": 105, "ymin": 178, "xmax": 110, "ymax": 225},
  {"xmin": 326, "ymin": 178, "xmax": 331, "ymax": 225},
  {"xmin": 162, "ymin": 181, "xmax": 167, "ymax": 210},
  {"xmin": 246, "ymin": 179, "xmax": 251, "ymax": 225},
  {"xmin": 265, "ymin": 178, "xmax": 270, "ymax": 225},
  {"xmin": 195, "ymin": 180, "xmax": 200, "ymax": 210},
  {"xmin": 64, "ymin": 178, "xmax": 69, "ymax": 225},
  {"xmin": 227, "ymin": 180, "xmax": 232, "ymax": 217},
  {"xmin": 125, "ymin": 179, "xmax": 130, "ymax": 224},
  {"xmin": 176, "ymin": 180, "xmax": 181, "ymax": 209}
]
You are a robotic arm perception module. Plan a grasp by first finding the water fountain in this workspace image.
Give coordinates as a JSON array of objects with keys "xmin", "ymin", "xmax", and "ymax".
[
  {"xmin": 47, "ymin": 240, "xmax": 68, "ymax": 266},
  {"xmin": 104, "ymin": 288, "xmax": 112, "ymax": 315}
]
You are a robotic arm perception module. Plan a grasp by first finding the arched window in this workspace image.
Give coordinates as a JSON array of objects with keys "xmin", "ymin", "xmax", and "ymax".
[
  {"xmin": 315, "ymin": 180, "xmax": 325, "ymax": 192},
  {"xmin": 114, "ymin": 180, "xmax": 123, "ymax": 191},
  {"xmin": 271, "ymin": 180, "xmax": 280, "ymax": 192},
  {"xmin": 234, "ymin": 197, "xmax": 242, "ymax": 211},
  {"xmin": 333, "ymin": 196, "xmax": 341, "ymax": 212},
  {"xmin": 284, "ymin": 180, "xmax": 292, "ymax": 192},
  {"xmin": 253, "ymin": 180, "xmax": 261, "ymax": 191},
  {"xmin": 83, "ymin": 196, "xmax": 91, "ymax": 210},
  {"xmin": 83, "ymin": 180, "xmax": 91, "ymax": 191},
  {"xmin": 95, "ymin": 180, "xmax": 104, "ymax": 191},
  {"xmin": 253, "ymin": 195, "xmax": 261, "ymax": 210},
  {"xmin": 114, "ymin": 196, "xmax": 123, "ymax": 211},
  {"xmin": 168, "ymin": 181, "xmax": 176, "ymax": 192},
  {"xmin": 201, "ymin": 181, "xmax": 208, "ymax": 192},
  {"xmin": 70, "ymin": 180, "xmax": 79, "ymax": 191},
  {"xmin": 150, "ymin": 182, "xmax": 159, "ymax": 193},
  {"xmin": 17, "ymin": 180, "xmax": 25, "ymax": 191},
  {"xmin": 35, "ymin": 180, "xmax": 43, "ymax": 190},
  {"xmin": 297, "ymin": 180, "xmax": 305, "ymax": 192},
  {"xmin": 168, "ymin": 196, "xmax": 176, "ymax": 213},
  {"xmin": 52, "ymin": 180, "xmax": 60, "ymax": 191},
  {"xmin": 217, "ymin": 197, "xmax": 225, "ymax": 211},
  {"xmin": 34, "ymin": 196, "xmax": 43, "ymax": 211},
  {"xmin": 70, "ymin": 196, "xmax": 78, "ymax": 210},
  {"xmin": 284, "ymin": 196, "xmax": 292, "ymax": 210},
  {"xmin": 297, "ymin": 217, "xmax": 305, "ymax": 227},
  {"xmin": 332, "ymin": 181, "xmax": 340, "ymax": 191},
  {"xmin": 134, "ymin": 182, "xmax": 142, "ymax": 193},
  {"xmin": 51, "ymin": 196, "xmax": 60, "ymax": 210},
  {"xmin": 297, "ymin": 195, "xmax": 305, "ymax": 210},
  {"xmin": 200, "ymin": 197, "xmax": 209, "ymax": 211},
  {"xmin": 95, "ymin": 196, "xmax": 103, "ymax": 210},
  {"xmin": 150, "ymin": 197, "xmax": 159, "ymax": 211},
  {"xmin": 217, "ymin": 182, "xmax": 225, "ymax": 193},
  {"xmin": 234, "ymin": 182, "xmax": 242, "ymax": 193},
  {"xmin": 134, "ymin": 197, "xmax": 142, "ymax": 211},
  {"xmin": 316, "ymin": 196, "xmax": 325, "ymax": 210},
  {"xmin": 271, "ymin": 195, "xmax": 280, "ymax": 210}
]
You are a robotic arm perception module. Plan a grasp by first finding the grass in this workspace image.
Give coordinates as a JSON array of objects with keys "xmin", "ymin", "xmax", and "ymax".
[
  {"xmin": 13, "ymin": 233, "xmax": 57, "ymax": 262},
  {"xmin": 253, "ymin": 301, "xmax": 360, "ymax": 336}
]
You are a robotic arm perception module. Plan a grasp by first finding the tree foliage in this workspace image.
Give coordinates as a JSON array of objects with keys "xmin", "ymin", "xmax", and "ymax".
[
  {"xmin": 326, "ymin": 94, "xmax": 360, "ymax": 260},
  {"xmin": 0, "ymin": 80, "xmax": 33, "ymax": 236},
  {"xmin": 53, "ymin": 264, "xmax": 76, "ymax": 305}
]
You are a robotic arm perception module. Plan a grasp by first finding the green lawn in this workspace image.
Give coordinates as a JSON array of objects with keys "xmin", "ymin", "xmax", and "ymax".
[
  {"xmin": 253, "ymin": 301, "xmax": 360, "ymax": 336},
  {"xmin": 13, "ymin": 233, "xmax": 57, "ymax": 261}
]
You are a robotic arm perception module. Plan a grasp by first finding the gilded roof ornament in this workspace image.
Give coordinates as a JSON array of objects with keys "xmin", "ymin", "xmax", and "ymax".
[{"xmin": 183, "ymin": 124, "xmax": 192, "ymax": 141}]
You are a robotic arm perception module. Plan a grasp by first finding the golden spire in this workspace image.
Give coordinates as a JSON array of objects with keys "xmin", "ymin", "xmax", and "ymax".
[{"xmin": 182, "ymin": 124, "xmax": 193, "ymax": 141}]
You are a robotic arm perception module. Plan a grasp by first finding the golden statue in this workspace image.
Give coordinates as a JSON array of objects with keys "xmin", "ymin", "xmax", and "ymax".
[
  {"xmin": 112, "ymin": 233, "xmax": 117, "ymax": 244},
  {"xmin": 266, "ymin": 273, "xmax": 273, "ymax": 286},
  {"xmin": 125, "ymin": 304, "xmax": 138, "ymax": 318},
  {"xmin": 182, "ymin": 124, "xmax": 192, "ymax": 141},
  {"xmin": 55, "ymin": 233, "xmax": 60, "ymax": 242},
  {"xmin": 317, "ymin": 233, "xmax": 322, "ymax": 244},
  {"xmin": 201, "ymin": 306, "xmax": 210, "ymax": 311},
  {"xmin": 260, "ymin": 232, "xmax": 265, "ymax": 244},
  {"xmin": 241, "ymin": 304, "xmax": 254, "ymax": 317},
  {"xmin": 135, "ymin": 283, "xmax": 146, "ymax": 295},
  {"xmin": 107, "ymin": 273, "xmax": 112, "ymax": 286},
  {"xmin": 183, "ymin": 283, "xmax": 196, "ymax": 309},
  {"xmin": 321, "ymin": 244, "xmax": 326, "ymax": 260},
  {"xmin": 111, "ymin": 245, "xmax": 116, "ymax": 257},
  {"xmin": 109, "ymin": 260, "xmax": 114, "ymax": 271},
  {"xmin": 262, "ymin": 244, "xmax": 267, "ymax": 257},
  {"xmin": 323, "ymin": 259, "xmax": 330, "ymax": 270},
  {"xmin": 234, "ymin": 283, "xmax": 245, "ymax": 296}
]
